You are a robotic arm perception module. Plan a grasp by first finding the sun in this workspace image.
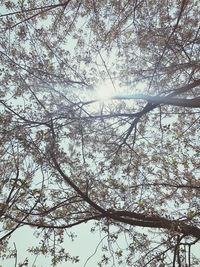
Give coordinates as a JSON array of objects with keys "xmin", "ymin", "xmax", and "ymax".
[{"xmin": 95, "ymin": 80, "xmax": 116, "ymax": 101}]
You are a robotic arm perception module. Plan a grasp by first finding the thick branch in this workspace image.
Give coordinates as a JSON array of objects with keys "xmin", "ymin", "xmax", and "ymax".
[
  {"xmin": 109, "ymin": 210, "xmax": 200, "ymax": 239},
  {"xmin": 113, "ymin": 95, "xmax": 200, "ymax": 108},
  {"xmin": 82, "ymin": 79, "xmax": 200, "ymax": 109}
]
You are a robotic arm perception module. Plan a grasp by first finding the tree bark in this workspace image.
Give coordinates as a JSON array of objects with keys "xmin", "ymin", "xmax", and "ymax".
[{"xmin": 112, "ymin": 95, "xmax": 200, "ymax": 108}]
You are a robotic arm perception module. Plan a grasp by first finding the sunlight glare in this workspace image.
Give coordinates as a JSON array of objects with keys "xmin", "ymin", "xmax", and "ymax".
[{"xmin": 95, "ymin": 80, "xmax": 116, "ymax": 100}]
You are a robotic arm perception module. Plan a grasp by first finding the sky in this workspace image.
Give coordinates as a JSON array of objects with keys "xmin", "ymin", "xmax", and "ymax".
[
  {"xmin": 1, "ymin": 223, "xmax": 105, "ymax": 267},
  {"xmin": 2, "ymin": 222, "xmax": 200, "ymax": 267}
]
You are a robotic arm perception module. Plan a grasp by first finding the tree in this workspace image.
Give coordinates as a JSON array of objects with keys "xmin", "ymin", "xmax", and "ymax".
[{"xmin": 0, "ymin": 0, "xmax": 200, "ymax": 266}]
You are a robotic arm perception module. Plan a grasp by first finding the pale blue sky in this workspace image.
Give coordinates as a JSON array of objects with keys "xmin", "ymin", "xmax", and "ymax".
[{"xmin": 1, "ymin": 223, "xmax": 105, "ymax": 267}]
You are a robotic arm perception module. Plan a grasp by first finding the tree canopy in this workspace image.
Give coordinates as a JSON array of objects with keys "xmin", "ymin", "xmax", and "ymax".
[{"xmin": 0, "ymin": 0, "xmax": 200, "ymax": 266}]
